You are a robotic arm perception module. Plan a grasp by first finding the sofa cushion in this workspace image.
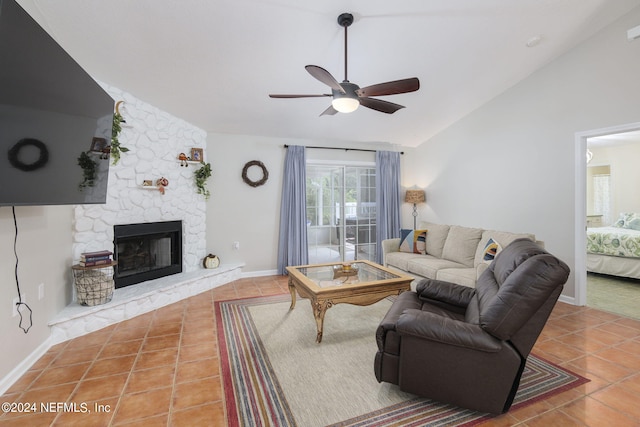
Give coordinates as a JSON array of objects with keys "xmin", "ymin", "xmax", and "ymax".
[
  {"xmin": 417, "ymin": 222, "xmax": 450, "ymax": 258},
  {"xmin": 385, "ymin": 252, "xmax": 425, "ymax": 271},
  {"xmin": 437, "ymin": 267, "xmax": 477, "ymax": 288},
  {"xmin": 441, "ymin": 225, "xmax": 483, "ymax": 267},
  {"xmin": 399, "ymin": 229, "xmax": 428, "ymax": 254},
  {"xmin": 473, "ymin": 230, "xmax": 535, "ymax": 267},
  {"xmin": 407, "ymin": 257, "xmax": 466, "ymax": 279}
]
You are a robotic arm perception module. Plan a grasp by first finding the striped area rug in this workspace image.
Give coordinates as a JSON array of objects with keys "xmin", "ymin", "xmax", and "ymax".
[{"xmin": 216, "ymin": 294, "xmax": 588, "ymax": 427}]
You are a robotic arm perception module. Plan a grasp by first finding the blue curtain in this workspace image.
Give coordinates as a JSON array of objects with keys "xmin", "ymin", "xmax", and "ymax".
[
  {"xmin": 375, "ymin": 151, "xmax": 401, "ymax": 264},
  {"xmin": 277, "ymin": 145, "xmax": 309, "ymax": 274}
]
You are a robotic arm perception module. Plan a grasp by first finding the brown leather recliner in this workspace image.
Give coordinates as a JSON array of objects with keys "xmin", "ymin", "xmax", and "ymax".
[{"xmin": 374, "ymin": 238, "xmax": 570, "ymax": 414}]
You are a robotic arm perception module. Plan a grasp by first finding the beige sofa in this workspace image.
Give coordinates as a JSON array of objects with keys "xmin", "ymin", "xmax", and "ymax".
[{"xmin": 382, "ymin": 222, "xmax": 536, "ymax": 288}]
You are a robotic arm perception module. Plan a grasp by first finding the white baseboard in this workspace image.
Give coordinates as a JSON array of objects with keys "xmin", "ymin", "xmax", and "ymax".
[
  {"xmin": 241, "ymin": 269, "xmax": 280, "ymax": 278},
  {"xmin": 0, "ymin": 337, "xmax": 53, "ymax": 395},
  {"xmin": 558, "ymin": 294, "xmax": 577, "ymax": 305}
]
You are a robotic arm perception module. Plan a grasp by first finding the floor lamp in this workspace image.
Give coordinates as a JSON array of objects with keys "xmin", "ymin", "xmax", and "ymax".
[{"xmin": 405, "ymin": 189, "xmax": 426, "ymax": 230}]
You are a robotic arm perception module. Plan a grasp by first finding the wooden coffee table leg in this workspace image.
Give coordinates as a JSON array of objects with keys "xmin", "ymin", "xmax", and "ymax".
[
  {"xmin": 288, "ymin": 277, "xmax": 297, "ymax": 310},
  {"xmin": 312, "ymin": 299, "xmax": 332, "ymax": 343}
]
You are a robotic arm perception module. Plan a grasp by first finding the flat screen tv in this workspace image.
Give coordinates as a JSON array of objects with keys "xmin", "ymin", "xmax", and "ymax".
[{"xmin": 0, "ymin": 0, "xmax": 114, "ymax": 206}]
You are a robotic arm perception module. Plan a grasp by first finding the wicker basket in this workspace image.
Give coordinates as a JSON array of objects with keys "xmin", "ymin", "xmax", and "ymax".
[{"xmin": 72, "ymin": 263, "xmax": 115, "ymax": 306}]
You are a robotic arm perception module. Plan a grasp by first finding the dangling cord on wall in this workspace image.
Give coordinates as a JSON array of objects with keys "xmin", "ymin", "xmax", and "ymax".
[{"xmin": 12, "ymin": 206, "xmax": 33, "ymax": 333}]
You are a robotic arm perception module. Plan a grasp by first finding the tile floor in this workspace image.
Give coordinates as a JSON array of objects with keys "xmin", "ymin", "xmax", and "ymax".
[{"xmin": 0, "ymin": 275, "xmax": 639, "ymax": 426}]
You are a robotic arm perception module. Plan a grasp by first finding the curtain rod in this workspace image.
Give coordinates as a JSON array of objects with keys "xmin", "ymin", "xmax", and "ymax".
[{"xmin": 284, "ymin": 144, "xmax": 404, "ymax": 155}]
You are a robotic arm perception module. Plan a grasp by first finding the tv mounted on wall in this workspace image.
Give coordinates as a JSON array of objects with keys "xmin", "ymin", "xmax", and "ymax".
[{"xmin": 0, "ymin": 0, "xmax": 114, "ymax": 206}]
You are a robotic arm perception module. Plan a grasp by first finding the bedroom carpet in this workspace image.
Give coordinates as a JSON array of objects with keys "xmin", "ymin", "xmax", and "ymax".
[
  {"xmin": 216, "ymin": 294, "xmax": 589, "ymax": 427},
  {"xmin": 587, "ymin": 273, "xmax": 640, "ymax": 320}
]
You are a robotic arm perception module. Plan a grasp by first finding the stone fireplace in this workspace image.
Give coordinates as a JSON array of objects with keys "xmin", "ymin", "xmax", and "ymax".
[
  {"xmin": 114, "ymin": 220, "xmax": 183, "ymax": 288},
  {"xmin": 72, "ymin": 84, "xmax": 208, "ymax": 274},
  {"xmin": 53, "ymin": 84, "xmax": 244, "ymax": 344}
]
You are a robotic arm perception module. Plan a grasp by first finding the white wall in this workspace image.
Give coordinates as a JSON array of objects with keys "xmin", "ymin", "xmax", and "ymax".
[
  {"xmin": 403, "ymin": 6, "xmax": 640, "ymax": 299},
  {"xmin": 0, "ymin": 206, "xmax": 73, "ymax": 382},
  {"xmin": 205, "ymin": 134, "xmax": 408, "ymax": 274}
]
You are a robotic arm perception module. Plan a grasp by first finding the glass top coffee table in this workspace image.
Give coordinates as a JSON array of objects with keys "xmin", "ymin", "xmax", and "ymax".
[{"xmin": 286, "ymin": 260, "xmax": 413, "ymax": 343}]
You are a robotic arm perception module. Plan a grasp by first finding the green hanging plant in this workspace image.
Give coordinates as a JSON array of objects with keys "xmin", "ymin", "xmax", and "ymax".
[
  {"xmin": 194, "ymin": 162, "xmax": 212, "ymax": 199},
  {"xmin": 77, "ymin": 151, "xmax": 97, "ymax": 189},
  {"xmin": 110, "ymin": 111, "xmax": 129, "ymax": 165}
]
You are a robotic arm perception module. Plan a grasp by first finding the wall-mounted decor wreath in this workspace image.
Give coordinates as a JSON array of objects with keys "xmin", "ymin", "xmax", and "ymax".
[
  {"xmin": 242, "ymin": 160, "xmax": 269, "ymax": 187},
  {"xmin": 8, "ymin": 138, "xmax": 49, "ymax": 172}
]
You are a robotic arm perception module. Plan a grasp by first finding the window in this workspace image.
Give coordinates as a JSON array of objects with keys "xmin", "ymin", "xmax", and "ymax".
[
  {"xmin": 592, "ymin": 174, "xmax": 611, "ymax": 225},
  {"xmin": 587, "ymin": 165, "xmax": 611, "ymax": 226},
  {"xmin": 306, "ymin": 164, "xmax": 376, "ymax": 263}
]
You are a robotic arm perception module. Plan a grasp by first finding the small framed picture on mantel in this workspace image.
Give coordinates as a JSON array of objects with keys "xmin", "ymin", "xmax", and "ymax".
[
  {"xmin": 191, "ymin": 148, "xmax": 204, "ymax": 163},
  {"xmin": 90, "ymin": 137, "xmax": 108, "ymax": 153}
]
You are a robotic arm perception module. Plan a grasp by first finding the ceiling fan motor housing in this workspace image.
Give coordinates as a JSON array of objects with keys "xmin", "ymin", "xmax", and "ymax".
[
  {"xmin": 334, "ymin": 81, "xmax": 359, "ymax": 97},
  {"xmin": 332, "ymin": 81, "xmax": 360, "ymax": 113}
]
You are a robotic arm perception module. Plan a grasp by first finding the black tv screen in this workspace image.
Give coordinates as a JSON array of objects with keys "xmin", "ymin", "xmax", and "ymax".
[{"xmin": 0, "ymin": 0, "xmax": 114, "ymax": 206}]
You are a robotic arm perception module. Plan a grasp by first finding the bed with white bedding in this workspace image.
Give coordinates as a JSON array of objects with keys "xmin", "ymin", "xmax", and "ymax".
[{"xmin": 586, "ymin": 213, "xmax": 640, "ymax": 279}]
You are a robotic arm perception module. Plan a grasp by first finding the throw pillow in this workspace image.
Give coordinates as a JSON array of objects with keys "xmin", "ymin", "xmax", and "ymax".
[
  {"xmin": 627, "ymin": 216, "xmax": 640, "ymax": 231},
  {"xmin": 399, "ymin": 229, "xmax": 428, "ymax": 254},
  {"xmin": 614, "ymin": 212, "xmax": 637, "ymax": 228},
  {"xmin": 481, "ymin": 237, "xmax": 502, "ymax": 264}
]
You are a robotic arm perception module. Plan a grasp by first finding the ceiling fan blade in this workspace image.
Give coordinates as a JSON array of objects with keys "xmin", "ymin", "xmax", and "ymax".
[
  {"xmin": 356, "ymin": 77, "xmax": 420, "ymax": 97},
  {"xmin": 305, "ymin": 65, "xmax": 345, "ymax": 94},
  {"xmin": 359, "ymin": 97, "xmax": 405, "ymax": 114},
  {"xmin": 269, "ymin": 94, "xmax": 331, "ymax": 98},
  {"xmin": 320, "ymin": 105, "xmax": 338, "ymax": 116}
]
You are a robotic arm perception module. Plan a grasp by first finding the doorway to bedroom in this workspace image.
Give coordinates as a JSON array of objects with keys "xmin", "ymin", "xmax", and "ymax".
[{"xmin": 579, "ymin": 124, "xmax": 640, "ymax": 320}]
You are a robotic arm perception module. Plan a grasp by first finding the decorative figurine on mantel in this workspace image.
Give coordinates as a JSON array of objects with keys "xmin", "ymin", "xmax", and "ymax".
[
  {"xmin": 156, "ymin": 177, "xmax": 169, "ymax": 194},
  {"xmin": 203, "ymin": 254, "xmax": 220, "ymax": 269},
  {"xmin": 178, "ymin": 152, "xmax": 189, "ymax": 166}
]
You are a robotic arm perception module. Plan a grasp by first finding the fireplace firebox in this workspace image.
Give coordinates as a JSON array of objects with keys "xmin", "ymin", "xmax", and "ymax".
[{"xmin": 113, "ymin": 221, "xmax": 182, "ymax": 288}]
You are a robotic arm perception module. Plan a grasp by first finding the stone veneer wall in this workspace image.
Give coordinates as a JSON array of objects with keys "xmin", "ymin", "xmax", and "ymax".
[{"xmin": 72, "ymin": 84, "xmax": 208, "ymax": 272}]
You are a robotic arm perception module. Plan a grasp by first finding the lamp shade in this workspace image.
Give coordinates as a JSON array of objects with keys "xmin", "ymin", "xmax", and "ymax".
[{"xmin": 405, "ymin": 189, "xmax": 426, "ymax": 204}]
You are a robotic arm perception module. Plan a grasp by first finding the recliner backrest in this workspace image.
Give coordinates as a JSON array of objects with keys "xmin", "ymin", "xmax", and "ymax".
[{"xmin": 470, "ymin": 239, "xmax": 570, "ymax": 344}]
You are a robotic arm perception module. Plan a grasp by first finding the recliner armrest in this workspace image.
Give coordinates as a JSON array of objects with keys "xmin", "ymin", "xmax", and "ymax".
[
  {"xmin": 416, "ymin": 278, "xmax": 476, "ymax": 308},
  {"xmin": 397, "ymin": 309, "xmax": 502, "ymax": 352}
]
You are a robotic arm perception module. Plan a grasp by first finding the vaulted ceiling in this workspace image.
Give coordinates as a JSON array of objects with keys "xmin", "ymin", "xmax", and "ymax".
[{"xmin": 17, "ymin": 0, "xmax": 640, "ymax": 147}]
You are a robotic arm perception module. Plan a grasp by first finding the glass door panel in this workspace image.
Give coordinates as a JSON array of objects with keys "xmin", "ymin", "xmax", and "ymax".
[{"xmin": 306, "ymin": 164, "xmax": 376, "ymax": 263}]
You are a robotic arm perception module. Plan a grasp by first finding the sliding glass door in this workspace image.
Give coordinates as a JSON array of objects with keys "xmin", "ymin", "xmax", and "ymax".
[{"xmin": 306, "ymin": 164, "xmax": 376, "ymax": 263}]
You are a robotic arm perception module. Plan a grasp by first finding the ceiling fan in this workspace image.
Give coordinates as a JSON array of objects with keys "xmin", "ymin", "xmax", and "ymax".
[{"xmin": 269, "ymin": 12, "xmax": 420, "ymax": 116}]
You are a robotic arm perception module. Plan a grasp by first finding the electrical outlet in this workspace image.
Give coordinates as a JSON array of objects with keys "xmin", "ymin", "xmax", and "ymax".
[
  {"xmin": 38, "ymin": 283, "xmax": 45, "ymax": 300},
  {"xmin": 233, "ymin": 241, "xmax": 240, "ymax": 250}
]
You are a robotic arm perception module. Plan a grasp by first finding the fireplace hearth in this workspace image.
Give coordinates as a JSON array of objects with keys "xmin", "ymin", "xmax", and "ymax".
[{"xmin": 113, "ymin": 221, "xmax": 182, "ymax": 288}]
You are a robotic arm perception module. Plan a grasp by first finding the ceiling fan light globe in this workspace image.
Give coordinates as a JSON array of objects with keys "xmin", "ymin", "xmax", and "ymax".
[{"xmin": 332, "ymin": 97, "xmax": 359, "ymax": 113}]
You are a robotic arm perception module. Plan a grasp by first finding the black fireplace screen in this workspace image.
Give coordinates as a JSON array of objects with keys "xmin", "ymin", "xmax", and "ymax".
[{"xmin": 113, "ymin": 221, "xmax": 182, "ymax": 288}]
